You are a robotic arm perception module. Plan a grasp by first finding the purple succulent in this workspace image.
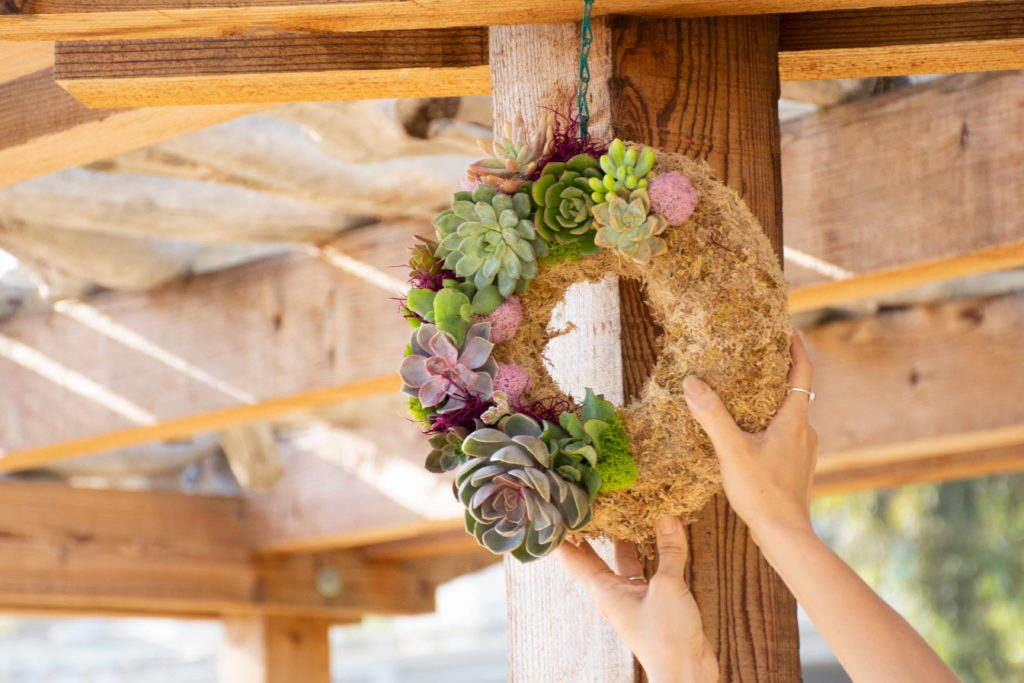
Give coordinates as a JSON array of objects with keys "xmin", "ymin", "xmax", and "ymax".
[{"xmin": 400, "ymin": 323, "xmax": 498, "ymax": 414}]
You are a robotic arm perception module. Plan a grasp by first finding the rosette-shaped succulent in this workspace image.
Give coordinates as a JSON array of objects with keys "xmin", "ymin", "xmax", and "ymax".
[
  {"xmin": 426, "ymin": 426, "xmax": 469, "ymax": 473},
  {"xmin": 400, "ymin": 323, "xmax": 498, "ymax": 413},
  {"xmin": 593, "ymin": 188, "xmax": 669, "ymax": 265},
  {"xmin": 589, "ymin": 138, "xmax": 656, "ymax": 203},
  {"xmin": 531, "ymin": 154, "xmax": 602, "ymax": 254},
  {"xmin": 433, "ymin": 184, "xmax": 548, "ymax": 298},
  {"xmin": 467, "ymin": 113, "xmax": 554, "ymax": 193},
  {"xmin": 457, "ymin": 413, "xmax": 592, "ymax": 561}
]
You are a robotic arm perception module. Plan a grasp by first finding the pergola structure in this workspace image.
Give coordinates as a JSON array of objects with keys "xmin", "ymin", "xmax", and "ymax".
[{"xmin": 1, "ymin": 1, "xmax": 1023, "ymax": 681}]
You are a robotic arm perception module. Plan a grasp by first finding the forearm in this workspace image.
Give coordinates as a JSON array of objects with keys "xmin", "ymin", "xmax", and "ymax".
[{"xmin": 755, "ymin": 522, "xmax": 959, "ymax": 683}]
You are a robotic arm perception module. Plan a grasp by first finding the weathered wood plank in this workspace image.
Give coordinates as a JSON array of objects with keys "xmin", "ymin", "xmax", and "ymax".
[
  {"xmin": 0, "ymin": 480, "xmax": 436, "ymax": 618},
  {"xmin": 56, "ymin": 29, "xmax": 492, "ymax": 107},
  {"xmin": 785, "ymin": 70, "xmax": 1024, "ymax": 312},
  {"xmin": 808, "ymin": 292, "xmax": 1024, "ymax": 483},
  {"xmin": 0, "ymin": 66, "xmax": 260, "ymax": 188},
  {"xmin": 2, "ymin": 0, "xmax": 998, "ymax": 42},
  {"xmin": 609, "ymin": 15, "xmax": 800, "ymax": 681},
  {"xmin": 490, "ymin": 20, "xmax": 638, "ymax": 682},
  {"xmin": 50, "ymin": 4, "xmax": 1024, "ymax": 109},
  {"xmin": 0, "ymin": 222, "xmax": 422, "ymax": 463},
  {"xmin": 778, "ymin": 1, "xmax": 1024, "ymax": 79}
]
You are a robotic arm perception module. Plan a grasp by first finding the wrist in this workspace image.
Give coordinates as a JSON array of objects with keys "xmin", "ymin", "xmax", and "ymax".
[{"xmin": 748, "ymin": 515, "xmax": 816, "ymax": 551}]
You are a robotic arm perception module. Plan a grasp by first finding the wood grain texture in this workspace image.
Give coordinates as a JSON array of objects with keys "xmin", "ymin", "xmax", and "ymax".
[
  {"xmin": 807, "ymin": 292, "xmax": 1024, "ymax": 479},
  {"xmin": 0, "ymin": 40, "xmax": 53, "ymax": 80},
  {"xmin": 219, "ymin": 616, "xmax": 330, "ymax": 683},
  {"xmin": 0, "ymin": 0, "xmax": 1002, "ymax": 41},
  {"xmin": 55, "ymin": 29, "xmax": 492, "ymax": 106},
  {"xmin": 779, "ymin": 1, "xmax": 1024, "ymax": 79},
  {"xmin": 609, "ymin": 16, "xmax": 800, "ymax": 681},
  {"xmin": 0, "ymin": 67, "xmax": 260, "ymax": 187},
  {"xmin": 783, "ymin": 69, "xmax": 1024, "ymax": 310}
]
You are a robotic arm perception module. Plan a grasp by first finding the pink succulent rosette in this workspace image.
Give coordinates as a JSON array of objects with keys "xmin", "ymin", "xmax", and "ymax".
[{"xmin": 400, "ymin": 323, "xmax": 498, "ymax": 414}]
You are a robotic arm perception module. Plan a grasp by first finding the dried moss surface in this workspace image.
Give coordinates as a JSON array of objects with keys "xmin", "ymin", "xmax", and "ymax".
[{"xmin": 493, "ymin": 147, "xmax": 791, "ymax": 547}]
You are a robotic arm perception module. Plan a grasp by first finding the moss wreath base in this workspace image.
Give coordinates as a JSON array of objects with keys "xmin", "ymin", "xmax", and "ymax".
[{"xmin": 399, "ymin": 123, "xmax": 790, "ymax": 560}]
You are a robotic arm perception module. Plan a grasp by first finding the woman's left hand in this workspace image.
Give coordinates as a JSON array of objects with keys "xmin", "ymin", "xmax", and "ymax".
[{"xmin": 558, "ymin": 515, "xmax": 719, "ymax": 683}]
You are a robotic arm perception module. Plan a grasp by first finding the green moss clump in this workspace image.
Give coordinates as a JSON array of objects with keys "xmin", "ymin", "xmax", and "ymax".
[
  {"xmin": 595, "ymin": 413, "xmax": 638, "ymax": 493},
  {"xmin": 408, "ymin": 396, "xmax": 433, "ymax": 428},
  {"xmin": 540, "ymin": 238, "xmax": 587, "ymax": 264}
]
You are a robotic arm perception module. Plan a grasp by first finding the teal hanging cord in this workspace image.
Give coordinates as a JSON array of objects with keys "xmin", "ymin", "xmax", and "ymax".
[{"xmin": 576, "ymin": 0, "xmax": 596, "ymax": 139}]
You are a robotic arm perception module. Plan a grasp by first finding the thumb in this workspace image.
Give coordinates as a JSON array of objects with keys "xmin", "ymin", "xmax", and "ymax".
[
  {"xmin": 653, "ymin": 515, "xmax": 690, "ymax": 579},
  {"xmin": 683, "ymin": 376, "xmax": 747, "ymax": 458}
]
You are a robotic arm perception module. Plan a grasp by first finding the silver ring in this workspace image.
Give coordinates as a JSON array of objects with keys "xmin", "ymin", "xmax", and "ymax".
[
  {"xmin": 788, "ymin": 386, "xmax": 816, "ymax": 402},
  {"xmin": 627, "ymin": 575, "xmax": 647, "ymax": 583}
]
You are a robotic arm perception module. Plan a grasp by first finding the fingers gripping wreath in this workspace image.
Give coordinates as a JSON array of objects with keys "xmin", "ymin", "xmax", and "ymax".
[{"xmin": 399, "ymin": 113, "xmax": 791, "ymax": 562}]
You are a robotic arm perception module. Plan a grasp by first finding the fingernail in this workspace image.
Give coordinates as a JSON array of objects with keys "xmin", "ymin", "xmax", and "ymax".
[
  {"xmin": 683, "ymin": 376, "xmax": 710, "ymax": 409},
  {"xmin": 657, "ymin": 515, "xmax": 680, "ymax": 535}
]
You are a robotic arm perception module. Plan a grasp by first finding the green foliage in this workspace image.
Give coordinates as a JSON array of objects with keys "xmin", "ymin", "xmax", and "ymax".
[
  {"xmin": 540, "ymin": 238, "xmax": 587, "ymax": 264},
  {"xmin": 594, "ymin": 413, "xmax": 637, "ymax": 493},
  {"xmin": 589, "ymin": 138, "xmax": 656, "ymax": 203},
  {"xmin": 432, "ymin": 184, "xmax": 548, "ymax": 299},
  {"xmin": 531, "ymin": 154, "xmax": 602, "ymax": 254},
  {"xmin": 407, "ymin": 396, "xmax": 432, "ymax": 427},
  {"xmin": 405, "ymin": 280, "xmax": 502, "ymax": 347},
  {"xmin": 814, "ymin": 474, "xmax": 1024, "ymax": 682}
]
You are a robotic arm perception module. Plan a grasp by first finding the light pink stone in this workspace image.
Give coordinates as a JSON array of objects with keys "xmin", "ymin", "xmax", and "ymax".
[
  {"xmin": 478, "ymin": 296, "xmax": 523, "ymax": 344},
  {"xmin": 494, "ymin": 362, "xmax": 531, "ymax": 404},
  {"xmin": 648, "ymin": 171, "xmax": 698, "ymax": 226}
]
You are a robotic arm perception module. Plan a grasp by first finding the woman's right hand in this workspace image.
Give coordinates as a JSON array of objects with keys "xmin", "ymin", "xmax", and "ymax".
[{"xmin": 681, "ymin": 333, "xmax": 818, "ymax": 539}]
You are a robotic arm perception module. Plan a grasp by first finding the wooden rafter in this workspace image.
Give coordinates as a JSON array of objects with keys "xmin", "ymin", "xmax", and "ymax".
[
  {"xmin": 55, "ymin": 29, "xmax": 492, "ymax": 108},
  {"xmin": 785, "ymin": 70, "xmax": 1024, "ymax": 312},
  {"xmin": 48, "ymin": 3, "xmax": 1024, "ymax": 108},
  {"xmin": 0, "ymin": 0, "xmax": 1010, "ymax": 42},
  {"xmin": 0, "ymin": 49, "xmax": 261, "ymax": 188},
  {"xmin": 0, "ymin": 479, "xmax": 494, "ymax": 619}
]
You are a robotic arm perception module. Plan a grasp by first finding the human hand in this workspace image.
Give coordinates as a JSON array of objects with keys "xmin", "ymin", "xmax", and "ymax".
[
  {"xmin": 558, "ymin": 516, "xmax": 718, "ymax": 683},
  {"xmin": 682, "ymin": 333, "xmax": 818, "ymax": 539}
]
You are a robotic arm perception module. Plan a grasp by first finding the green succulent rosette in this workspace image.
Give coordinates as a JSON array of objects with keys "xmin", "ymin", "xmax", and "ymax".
[{"xmin": 530, "ymin": 154, "xmax": 603, "ymax": 255}]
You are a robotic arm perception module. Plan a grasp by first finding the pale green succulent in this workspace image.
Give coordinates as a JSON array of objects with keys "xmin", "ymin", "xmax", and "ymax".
[
  {"xmin": 531, "ymin": 154, "xmax": 602, "ymax": 254},
  {"xmin": 588, "ymin": 138, "xmax": 656, "ymax": 203},
  {"xmin": 433, "ymin": 184, "xmax": 548, "ymax": 299},
  {"xmin": 457, "ymin": 413, "xmax": 592, "ymax": 562},
  {"xmin": 466, "ymin": 113, "xmax": 554, "ymax": 194},
  {"xmin": 593, "ymin": 188, "xmax": 669, "ymax": 265}
]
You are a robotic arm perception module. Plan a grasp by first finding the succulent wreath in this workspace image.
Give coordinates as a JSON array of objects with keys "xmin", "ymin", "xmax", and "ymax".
[{"xmin": 399, "ymin": 112, "xmax": 790, "ymax": 562}]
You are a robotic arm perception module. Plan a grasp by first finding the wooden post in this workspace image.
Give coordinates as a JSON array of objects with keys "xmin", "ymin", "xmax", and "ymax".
[
  {"xmin": 219, "ymin": 616, "xmax": 331, "ymax": 683},
  {"xmin": 493, "ymin": 15, "xmax": 800, "ymax": 683}
]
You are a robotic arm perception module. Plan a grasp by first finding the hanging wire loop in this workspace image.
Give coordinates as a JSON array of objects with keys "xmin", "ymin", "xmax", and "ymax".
[{"xmin": 576, "ymin": 0, "xmax": 596, "ymax": 139}]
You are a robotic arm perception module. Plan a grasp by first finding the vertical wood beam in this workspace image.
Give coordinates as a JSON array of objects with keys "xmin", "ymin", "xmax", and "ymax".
[
  {"xmin": 610, "ymin": 17, "xmax": 799, "ymax": 681},
  {"xmin": 219, "ymin": 616, "xmax": 331, "ymax": 683}
]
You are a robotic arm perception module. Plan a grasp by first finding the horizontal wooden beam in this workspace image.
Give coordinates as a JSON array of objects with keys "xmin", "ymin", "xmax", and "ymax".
[
  {"xmin": 1, "ymin": 0, "xmax": 994, "ymax": 42},
  {"xmin": 50, "ymin": 4, "xmax": 1024, "ymax": 107},
  {"xmin": 0, "ymin": 63, "xmax": 260, "ymax": 188},
  {"xmin": 0, "ymin": 222, "xmax": 421, "ymax": 463},
  {"xmin": 55, "ymin": 29, "xmax": 492, "ymax": 108},
  {"xmin": 778, "ymin": 1, "xmax": 1024, "ymax": 79},
  {"xmin": 807, "ymin": 292, "xmax": 1024, "ymax": 492},
  {"xmin": 784, "ymin": 70, "xmax": 1024, "ymax": 312},
  {"xmin": 0, "ymin": 480, "xmax": 456, "ymax": 619}
]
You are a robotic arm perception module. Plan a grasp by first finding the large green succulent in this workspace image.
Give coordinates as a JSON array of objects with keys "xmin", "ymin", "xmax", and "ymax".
[
  {"xmin": 433, "ymin": 184, "xmax": 548, "ymax": 299},
  {"xmin": 593, "ymin": 188, "xmax": 669, "ymax": 265},
  {"xmin": 457, "ymin": 413, "xmax": 593, "ymax": 561},
  {"xmin": 405, "ymin": 279, "xmax": 503, "ymax": 343},
  {"xmin": 589, "ymin": 138, "xmax": 656, "ymax": 203},
  {"xmin": 531, "ymin": 154, "xmax": 602, "ymax": 255}
]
